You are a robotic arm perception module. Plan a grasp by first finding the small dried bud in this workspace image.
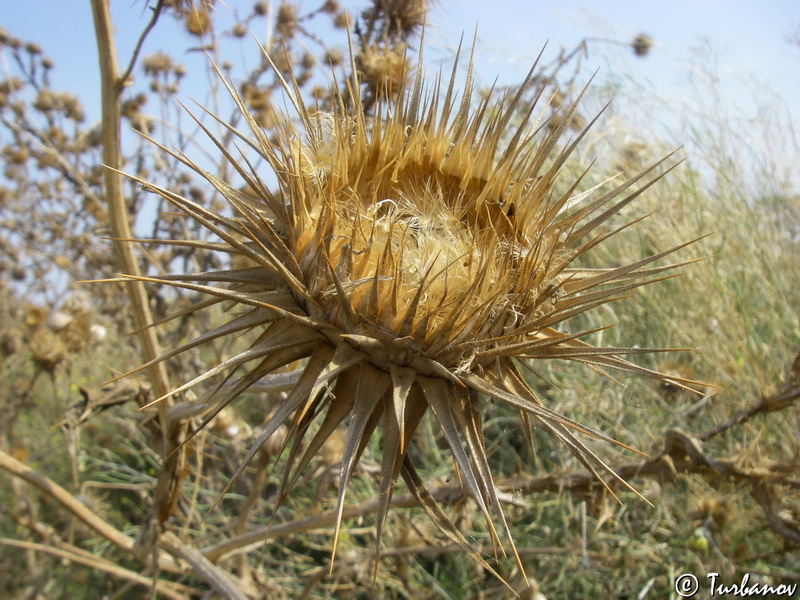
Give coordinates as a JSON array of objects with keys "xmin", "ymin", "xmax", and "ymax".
[
  {"xmin": 260, "ymin": 422, "xmax": 289, "ymax": 457},
  {"xmin": 550, "ymin": 90, "xmax": 564, "ymax": 109},
  {"xmin": 25, "ymin": 42, "xmax": 42, "ymax": 55},
  {"xmin": 33, "ymin": 89, "xmax": 57, "ymax": 112},
  {"xmin": 324, "ymin": 48, "xmax": 343, "ymax": 67},
  {"xmin": 54, "ymin": 91, "xmax": 84, "ymax": 121},
  {"xmin": 0, "ymin": 331, "xmax": 20, "ymax": 359},
  {"xmin": 321, "ymin": 0, "xmax": 339, "ymax": 14},
  {"xmin": 0, "ymin": 78, "xmax": 24, "ymax": 94},
  {"xmin": 568, "ymin": 112, "xmax": 586, "ymax": 132},
  {"xmin": 4, "ymin": 145, "xmax": 28, "ymax": 165},
  {"xmin": 301, "ymin": 52, "xmax": 315, "ymax": 70},
  {"xmin": 253, "ymin": 1, "xmax": 268, "ymax": 16},
  {"xmin": 29, "ymin": 327, "xmax": 66, "ymax": 371},
  {"xmin": 311, "ymin": 85, "xmax": 327, "ymax": 102},
  {"xmin": 232, "ymin": 22, "xmax": 247, "ymax": 38},
  {"xmin": 185, "ymin": 2, "xmax": 212, "ymax": 36},
  {"xmin": 357, "ymin": 43, "xmax": 410, "ymax": 99},
  {"xmin": 333, "ymin": 11, "xmax": 350, "ymax": 29},
  {"xmin": 243, "ymin": 84, "xmax": 271, "ymax": 111},
  {"xmin": 143, "ymin": 52, "xmax": 174, "ymax": 76},
  {"xmin": 364, "ymin": 0, "xmax": 427, "ymax": 37},
  {"xmin": 25, "ymin": 306, "xmax": 47, "ymax": 328},
  {"xmin": 632, "ymin": 33, "xmax": 653, "ymax": 57},
  {"xmin": 276, "ymin": 3, "xmax": 298, "ymax": 38},
  {"xmin": 36, "ymin": 151, "xmax": 59, "ymax": 169}
]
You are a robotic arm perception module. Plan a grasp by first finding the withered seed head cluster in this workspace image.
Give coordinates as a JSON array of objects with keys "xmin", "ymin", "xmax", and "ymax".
[{"xmin": 121, "ymin": 38, "xmax": 703, "ymax": 580}]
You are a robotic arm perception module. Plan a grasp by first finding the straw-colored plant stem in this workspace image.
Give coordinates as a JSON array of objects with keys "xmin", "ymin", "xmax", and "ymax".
[
  {"xmin": 0, "ymin": 447, "xmax": 251, "ymax": 600},
  {"xmin": 89, "ymin": 0, "xmax": 185, "ymax": 555},
  {"xmin": 117, "ymin": 39, "xmax": 708, "ymax": 588}
]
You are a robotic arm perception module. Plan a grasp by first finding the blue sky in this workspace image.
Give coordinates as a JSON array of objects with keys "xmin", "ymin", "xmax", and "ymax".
[{"xmin": 3, "ymin": 1, "xmax": 799, "ymax": 193}]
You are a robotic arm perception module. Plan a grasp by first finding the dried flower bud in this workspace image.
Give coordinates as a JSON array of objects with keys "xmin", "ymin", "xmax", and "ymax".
[
  {"xmin": 324, "ymin": 48, "xmax": 343, "ymax": 67},
  {"xmin": 260, "ymin": 422, "xmax": 289, "ymax": 457},
  {"xmin": 232, "ymin": 22, "xmax": 247, "ymax": 38},
  {"xmin": 357, "ymin": 43, "xmax": 409, "ymax": 99},
  {"xmin": 276, "ymin": 3, "xmax": 298, "ymax": 38},
  {"xmin": 185, "ymin": 2, "xmax": 212, "ymax": 36},
  {"xmin": 632, "ymin": 33, "xmax": 653, "ymax": 57},
  {"xmin": 143, "ymin": 52, "xmax": 174, "ymax": 76},
  {"xmin": 333, "ymin": 11, "xmax": 350, "ymax": 29},
  {"xmin": 24, "ymin": 306, "xmax": 46, "ymax": 329},
  {"xmin": 0, "ymin": 78, "xmax": 24, "ymax": 94},
  {"xmin": 29, "ymin": 327, "xmax": 66, "ymax": 371},
  {"xmin": 33, "ymin": 89, "xmax": 57, "ymax": 112},
  {"xmin": 363, "ymin": 0, "xmax": 427, "ymax": 37},
  {"xmin": 321, "ymin": 0, "xmax": 339, "ymax": 14}
]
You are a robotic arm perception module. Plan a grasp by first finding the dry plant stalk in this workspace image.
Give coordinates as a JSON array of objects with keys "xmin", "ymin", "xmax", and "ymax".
[{"xmin": 114, "ymin": 38, "xmax": 706, "ymax": 584}]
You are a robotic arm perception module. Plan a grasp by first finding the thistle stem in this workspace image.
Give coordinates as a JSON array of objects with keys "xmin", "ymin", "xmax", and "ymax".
[{"xmin": 89, "ymin": 0, "xmax": 183, "ymax": 541}]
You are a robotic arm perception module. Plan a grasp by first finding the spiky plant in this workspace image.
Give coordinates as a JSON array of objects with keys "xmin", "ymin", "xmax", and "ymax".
[{"xmin": 118, "ymin": 40, "xmax": 704, "ymax": 582}]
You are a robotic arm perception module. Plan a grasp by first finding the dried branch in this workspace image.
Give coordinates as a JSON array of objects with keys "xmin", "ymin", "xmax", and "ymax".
[
  {"xmin": 0, "ymin": 447, "xmax": 253, "ymax": 597},
  {"xmin": 0, "ymin": 447, "xmax": 187, "ymax": 575},
  {"xmin": 90, "ymin": 0, "xmax": 187, "ymax": 560},
  {"xmin": 0, "ymin": 538, "xmax": 190, "ymax": 600},
  {"xmin": 701, "ymin": 348, "xmax": 800, "ymax": 441}
]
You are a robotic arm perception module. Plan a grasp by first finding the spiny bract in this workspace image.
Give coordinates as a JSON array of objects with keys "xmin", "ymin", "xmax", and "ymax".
[{"xmin": 121, "ymin": 39, "xmax": 704, "ymax": 583}]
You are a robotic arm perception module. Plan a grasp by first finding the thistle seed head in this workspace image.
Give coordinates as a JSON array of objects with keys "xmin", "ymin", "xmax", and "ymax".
[{"xmin": 119, "ymin": 37, "xmax": 706, "ymax": 584}]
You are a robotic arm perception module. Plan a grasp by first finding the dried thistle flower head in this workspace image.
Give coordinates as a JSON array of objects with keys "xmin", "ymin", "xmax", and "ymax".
[
  {"xmin": 143, "ymin": 52, "xmax": 175, "ymax": 77},
  {"xmin": 321, "ymin": 0, "xmax": 340, "ymax": 15},
  {"xmin": 356, "ymin": 42, "xmax": 409, "ymax": 100},
  {"xmin": 275, "ymin": 3, "xmax": 299, "ymax": 38},
  {"xmin": 332, "ymin": 11, "xmax": 350, "ymax": 29},
  {"xmin": 364, "ymin": 0, "xmax": 428, "ymax": 38},
  {"xmin": 29, "ymin": 327, "xmax": 66, "ymax": 371},
  {"xmin": 185, "ymin": 1, "xmax": 213, "ymax": 36},
  {"xmin": 119, "ymin": 38, "xmax": 705, "ymax": 584}
]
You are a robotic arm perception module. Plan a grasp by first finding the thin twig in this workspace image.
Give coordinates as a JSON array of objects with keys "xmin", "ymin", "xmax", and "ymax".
[{"xmin": 119, "ymin": 0, "xmax": 167, "ymax": 91}]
